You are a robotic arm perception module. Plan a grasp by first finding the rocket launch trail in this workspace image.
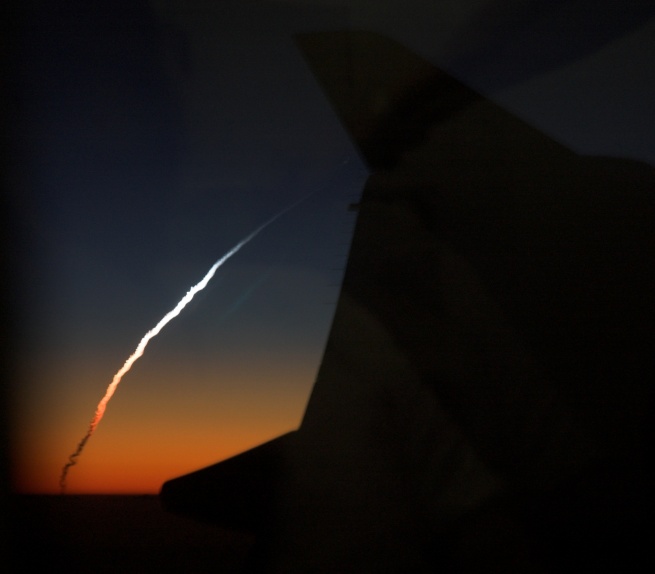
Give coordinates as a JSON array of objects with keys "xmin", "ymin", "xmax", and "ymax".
[{"xmin": 59, "ymin": 195, "xmax": 310, "ymax": 493}]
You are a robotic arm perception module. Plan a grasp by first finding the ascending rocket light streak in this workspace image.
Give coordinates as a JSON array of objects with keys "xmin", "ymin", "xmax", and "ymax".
[{"xmin": 59, "ymin": 195, "xmax": 310, "ymax": 493}]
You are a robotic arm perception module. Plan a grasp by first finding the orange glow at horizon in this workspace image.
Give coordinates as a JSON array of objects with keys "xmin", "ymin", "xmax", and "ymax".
[
  {"xmin": 16, "ymin": 427, "xmax": 296, "ymax": 494},
  {"xmin": 13, "ymin": 351, "xmax": 318, "ymax": 494}
]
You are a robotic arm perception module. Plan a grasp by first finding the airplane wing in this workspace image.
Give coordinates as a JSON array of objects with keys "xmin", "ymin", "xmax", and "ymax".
[{"xmin": 161, "ymin": 31, "xmax": 655, "ymax": 571}]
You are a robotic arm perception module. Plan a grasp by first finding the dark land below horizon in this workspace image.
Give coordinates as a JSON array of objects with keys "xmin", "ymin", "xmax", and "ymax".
[{"xmin": 8, "ymin": 494, "xmax": 254, "ymax": 572}]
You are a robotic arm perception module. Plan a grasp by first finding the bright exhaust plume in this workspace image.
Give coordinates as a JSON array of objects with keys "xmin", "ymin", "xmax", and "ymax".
[{"xmin": 59, "ymin": 196, "xmax": 308, "ymax": 492}]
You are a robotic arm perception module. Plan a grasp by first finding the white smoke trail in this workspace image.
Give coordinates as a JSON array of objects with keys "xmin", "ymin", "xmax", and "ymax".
[{"xmin": 60, "ymin": 195, "xmax": 310, "ymax": 492}]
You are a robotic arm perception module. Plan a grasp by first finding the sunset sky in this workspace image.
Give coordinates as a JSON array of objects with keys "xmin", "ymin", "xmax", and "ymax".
[
  {"xmin": 10, "ymin": 0, "xmax": 365, "ymax": 493},
  {"xmin": 8, "ymin": 0, "xmax": 655, "ymax": 493}
]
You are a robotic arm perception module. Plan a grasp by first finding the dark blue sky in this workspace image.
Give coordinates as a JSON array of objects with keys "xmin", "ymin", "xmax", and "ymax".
[{"xmin": 15, "ymin": 0, "xmax": 363, "ymax": 350}]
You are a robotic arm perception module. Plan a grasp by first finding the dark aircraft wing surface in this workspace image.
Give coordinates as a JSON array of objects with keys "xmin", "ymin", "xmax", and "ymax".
[{"xmin": 161, "ymin": 31, "xmax": 654, "ymax": 571}]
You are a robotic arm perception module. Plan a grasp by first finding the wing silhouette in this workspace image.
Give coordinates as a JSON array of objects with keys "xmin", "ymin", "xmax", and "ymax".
[{"xmin": 161, "ymin": 31, "xmax": 654, "ymax": 571}]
